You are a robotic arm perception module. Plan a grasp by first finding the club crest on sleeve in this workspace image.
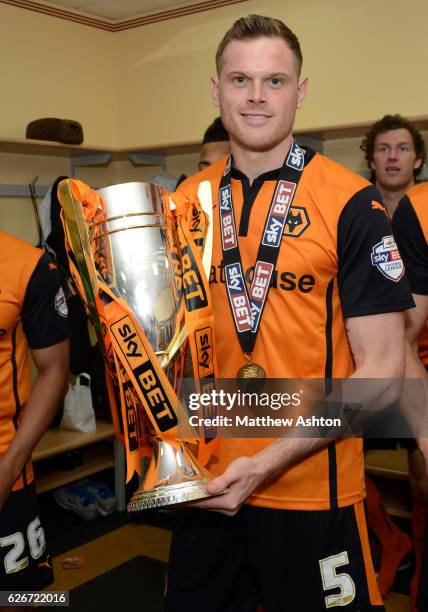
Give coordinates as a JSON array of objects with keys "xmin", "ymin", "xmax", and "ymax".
[
  {"xmin": 55, "ymin": 287, "xmax": 69, "ymax": 317},
  {"xmin": 370, "ymin": 235, "xmax": 405, "ymax": 282}
]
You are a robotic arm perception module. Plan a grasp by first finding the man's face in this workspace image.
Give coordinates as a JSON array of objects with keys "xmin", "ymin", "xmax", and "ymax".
[
  {"xmin": 371, "ymin": 128, "xmax": 422, "ymax": 192},
  {"xmin": 211, "ymin": 37, "xmax": 307, "ymax": 153},
  {"xmin": 198, "ymin": 140, "xmax": 230, "ymax": 171}
]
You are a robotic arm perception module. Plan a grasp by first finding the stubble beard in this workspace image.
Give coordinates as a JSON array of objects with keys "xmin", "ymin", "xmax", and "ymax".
[
  {"xmin": 221, "ymin": 112, "xmax": 293, "ymax": 154},
  {"xmin": 234, "ymin": 130, "xmax": 290, "ymax": 153}
]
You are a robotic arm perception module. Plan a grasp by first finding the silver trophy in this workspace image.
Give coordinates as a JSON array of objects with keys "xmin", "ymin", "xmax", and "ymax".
[{"xmin": 58, "ymin": 180, "xmax": 213, "ymax": 511}]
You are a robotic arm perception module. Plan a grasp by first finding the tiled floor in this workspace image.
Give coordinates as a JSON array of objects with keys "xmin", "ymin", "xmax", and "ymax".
[{"xmin": 49, "ymin": 523, "xmax": 170, "ymax": 592}]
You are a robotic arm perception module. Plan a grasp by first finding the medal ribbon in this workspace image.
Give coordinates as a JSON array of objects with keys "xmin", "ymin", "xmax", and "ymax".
[
  {"xmin": 169, "ymin": 190, "xmax": 219, "ymax": 464},
  {"xmin": 219, "ymin": 140, "xmax": 309, "ymax": 355}
]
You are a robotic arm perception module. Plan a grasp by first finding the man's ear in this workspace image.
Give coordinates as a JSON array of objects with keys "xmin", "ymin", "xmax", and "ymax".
[
  {"xmin": 210, "ymin": 76, "xmax": 220, "ymax": 107},
  {"xmin": 297, "ymin": 76, "xmax": 308, "ymax": 110}
]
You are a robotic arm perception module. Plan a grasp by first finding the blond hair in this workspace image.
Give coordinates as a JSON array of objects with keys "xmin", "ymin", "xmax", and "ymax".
[{"xmin": 216, "ymin": 14, "xmax": 303, "ymax": 76}]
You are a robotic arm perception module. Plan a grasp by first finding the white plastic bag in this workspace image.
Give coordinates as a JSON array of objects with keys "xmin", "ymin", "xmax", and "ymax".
[{"xmin": 60, "ymin": 373, "xmax": 96, "ymax": 433}]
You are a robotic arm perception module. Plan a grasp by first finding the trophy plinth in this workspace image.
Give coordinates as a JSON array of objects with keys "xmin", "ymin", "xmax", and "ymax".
[{"xmin": 127, "ymin": 438, "xmax": 211, "ymax": 511}]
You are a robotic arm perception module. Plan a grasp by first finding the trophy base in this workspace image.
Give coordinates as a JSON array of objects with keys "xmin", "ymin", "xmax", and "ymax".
[
  {"xmin": 127, "ymin": 437, "xmax": 215, "ymax": 513},
  {"xmin": 127, "ymin": 479, "xmax": 211, "ymax": 512}
]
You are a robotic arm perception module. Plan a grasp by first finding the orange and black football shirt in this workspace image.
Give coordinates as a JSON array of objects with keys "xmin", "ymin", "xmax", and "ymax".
[
  {"xmin": 392, "ymin": 183, "xmax": 428, "ymax": 365},
  {"xmin": 0, "ymin": 232, "xmax": 70, "ymax": 491},
  {"xmin": 177, "ymin": 148, "xmax": 413, "ymax": 511},
  {"xmin": 392, "ymin": 182, "xmax": 428, "ymax": 296}
]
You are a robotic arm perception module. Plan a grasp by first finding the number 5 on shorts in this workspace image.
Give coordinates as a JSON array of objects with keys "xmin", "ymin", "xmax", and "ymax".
[{"xmin": 319, "ymin": 551, "xmax": 356, "ymax": 608}]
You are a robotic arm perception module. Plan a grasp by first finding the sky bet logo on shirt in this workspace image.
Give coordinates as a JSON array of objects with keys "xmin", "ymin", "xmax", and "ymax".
[{"xmin": 371, "ymin": 235, "xmax": 405, "ymax": 282}]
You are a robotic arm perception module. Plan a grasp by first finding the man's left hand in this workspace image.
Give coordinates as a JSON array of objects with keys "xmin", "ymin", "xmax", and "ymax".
[{"xmin": 191, "ymin": 456, "xmax": 265, "ymax": 516}]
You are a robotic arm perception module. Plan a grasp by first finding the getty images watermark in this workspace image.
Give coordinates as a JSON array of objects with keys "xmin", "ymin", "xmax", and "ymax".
[
  {"xmin": 177, "ymin": 378, "xmax": 428, "ymax": 439},
  {"xmin": 186, "ymin": 389, "xmax": 341, "ymax": 429}
]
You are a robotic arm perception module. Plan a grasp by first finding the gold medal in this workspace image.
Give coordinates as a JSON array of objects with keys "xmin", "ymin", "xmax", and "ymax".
[
  {"xmin": 237, "ymin": 352, "xmax": 266, "ymax": 379},
  {"xmin": 237, "ymin": 362, "xmax": 266, "ymax": 379}
]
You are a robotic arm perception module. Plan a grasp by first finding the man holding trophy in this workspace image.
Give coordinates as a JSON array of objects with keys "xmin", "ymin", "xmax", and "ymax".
[
  {"xmin": 57, "ymin": 13, "xmax": 418, "ymax": 612},
  {"xmin": 163, "ymin": 14, "xmax": 417, "ymax": 612}
]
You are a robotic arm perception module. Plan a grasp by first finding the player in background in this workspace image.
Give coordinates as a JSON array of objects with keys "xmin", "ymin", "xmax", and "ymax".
[
  {"xmin": 0, "ymin": 231, "xmax": 70, "ymax": 609},
  {"xmin": 198, "ymin": 116, "xmax": 230, "ymax": 171},
  {"xmin": 361, "ymin": 116, "xmax": 427, "ymax": 601}
]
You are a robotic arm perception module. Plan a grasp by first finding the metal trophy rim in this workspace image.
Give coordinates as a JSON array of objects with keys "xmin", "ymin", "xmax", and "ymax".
[{"xmin": 127, "ymin": 478, "xmax": 211, "ymax": 512}]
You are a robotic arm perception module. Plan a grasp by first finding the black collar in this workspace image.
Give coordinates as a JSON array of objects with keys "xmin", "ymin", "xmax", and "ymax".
[
  {"xmin": 231, "ymin": 166, "xmax": 281, "ymax": 183},
  {"xmin": 228, "ymin": 147, "xmax": 316, "ymax": 237},
  {"xmin": 230, "ymin": 166, "xmax": 281, "ymax": 237}
]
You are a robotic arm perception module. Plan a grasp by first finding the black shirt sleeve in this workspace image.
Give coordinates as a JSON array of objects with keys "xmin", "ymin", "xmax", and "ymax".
[
  {"xmin": 22, "ymin": 253, "xmax": 71, "ymax": 349},
  {"xmin": 338, "ymin": 184, "xmax": 414, "ymax": 317},
  {"xmin": 392, "ymin": 195, "xmax": 428, "ymax": 295}
]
